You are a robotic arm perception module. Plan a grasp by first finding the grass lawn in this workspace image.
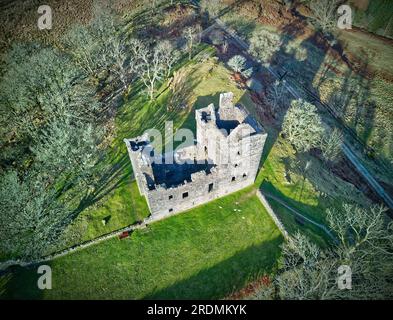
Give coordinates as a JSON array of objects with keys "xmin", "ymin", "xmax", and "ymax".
[{"xmin": 3, "ymin": 187, "xmax": 283, "ymax": 299}]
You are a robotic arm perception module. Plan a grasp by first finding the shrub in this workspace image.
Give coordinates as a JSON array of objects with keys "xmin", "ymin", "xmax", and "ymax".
[
  {"xmin": 227, "ymin": 55, "xmax": 253, "ymax": 79},
  {"xmin": 241, "ymin": 67, "xmax": 253, "ymax": 79},
  {"xmin": 227, "ymin": 55, "xmax": 247, "ymax": 72},
  {"xmin": 249, "ymin": 29, "xmax": 283, "ymax": 64}
]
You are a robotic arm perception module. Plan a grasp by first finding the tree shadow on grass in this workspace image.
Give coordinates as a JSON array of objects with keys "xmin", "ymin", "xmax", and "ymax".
[
  {"xmin": 260, "ymin": 179, "xmax": 325, "ymax": 223},
  {"xmin": 144, "ymin": 235, "xmax": 283, "ymax": 300},
  {"xmin": 259, "ymin": 181, "xmax": 332, "ymax": 247},
  {"xmin": 70, "ymin": 152, "xmax": 132, "ymax": 218},
  {"xmin": 1, "ymin": 264, "xmax": 44, "ymax": 300}
]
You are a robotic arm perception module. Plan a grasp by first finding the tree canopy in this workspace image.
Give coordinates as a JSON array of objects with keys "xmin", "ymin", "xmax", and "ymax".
[{"xmin": 282, "ymin": 99, "xmax": 325, "ymax": 153}]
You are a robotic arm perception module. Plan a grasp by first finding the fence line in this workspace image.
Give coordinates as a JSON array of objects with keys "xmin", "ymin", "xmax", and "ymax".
[{"xmin": 0, "ymin": 210, "xmax": 182, "ymax": 272}]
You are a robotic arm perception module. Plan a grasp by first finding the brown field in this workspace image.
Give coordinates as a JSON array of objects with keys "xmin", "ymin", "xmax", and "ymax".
[{"xmin": 0, "ymin": 0, "xmax": 147, "ymax": 61}]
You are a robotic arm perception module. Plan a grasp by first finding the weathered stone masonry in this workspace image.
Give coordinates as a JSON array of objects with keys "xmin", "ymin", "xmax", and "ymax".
[{"xmin": 124, "ymin": 92, "xmax": 267, "ymax": 219}]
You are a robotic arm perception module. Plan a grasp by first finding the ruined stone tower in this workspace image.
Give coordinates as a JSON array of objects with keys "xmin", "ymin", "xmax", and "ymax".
[{"xmin": 124, "ymin": 92, "xmax": 267, "ymax": 219}]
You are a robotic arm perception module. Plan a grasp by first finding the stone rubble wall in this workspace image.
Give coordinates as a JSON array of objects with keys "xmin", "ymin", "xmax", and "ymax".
[
  {"xmin": 256, "ymin": 190, "xmax": 290, "ymax": 241},
  {"xmin": 0, "ymin": 187, "xmax": 291, "ymax": 272}
]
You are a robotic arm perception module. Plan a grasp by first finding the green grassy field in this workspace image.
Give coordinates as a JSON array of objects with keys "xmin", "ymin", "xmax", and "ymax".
[{"xmin": 3, "ymin": 187, "xmax": 283, "ymax": 299}]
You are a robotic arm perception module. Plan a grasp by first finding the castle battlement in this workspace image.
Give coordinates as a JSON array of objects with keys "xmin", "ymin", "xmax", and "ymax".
[{"xmin": 124, "ymin": 92, "xmax": 267, "ymax": 219}]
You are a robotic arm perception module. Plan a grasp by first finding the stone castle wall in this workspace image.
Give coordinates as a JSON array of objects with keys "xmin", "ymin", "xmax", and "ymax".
[{"xmin": 124, "ymin": 92, "xmax": 267, "ymax": 218}]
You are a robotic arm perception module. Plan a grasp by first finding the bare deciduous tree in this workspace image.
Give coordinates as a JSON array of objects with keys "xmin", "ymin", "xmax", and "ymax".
[
  {"xmin": 62, "ymin": 25, "xmax": 100, "ymax": 76},
  {"xmin": 272, "ymin": 204, "xmax": 393, "ymax": 300},
  {"xmin": 308, "ymin": 0, "xmax": 339, "ymax": 34},
  {"xmin": 266, "ymin": 79, "xmax": 289, "ymax": 114},
  {"xmin": 131, "ymin": 39, "xmax": 174, "ymax": 100},
  {"xmin": 157, "ymin": 40, "xmax": 180, "ymax": 78},
  {"xmin": 327, "ymin": 204, "xmax": 393, "ymax": 299},
  {"xmin": 320, "ymin": 128, "xmax": 343, "ymax": 162},
  {"xmin": 183, "ymin": 25, "xmax": 200, "ymax": 60},
  {"xmin": 276, "ymin": 232, "xmax": 337, "ymax": 300},
  {"xmin": 111, "ymin": 37, "xmax": 129, "ymax": 90}
]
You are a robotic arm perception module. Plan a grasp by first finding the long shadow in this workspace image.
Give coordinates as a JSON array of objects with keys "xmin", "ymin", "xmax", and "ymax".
[
  {"xmin": 324, "ymin": 55, "xmax": 376, "ymax": 150},
  {"xmin": 144, "ymin": 236, "xmax": 282, "ymax": 299},
  {"xmin": 70, "ymin": 152, "xmax": 131, "ymax": 218},
  {"xmin": 1, "ymin": 263, "xmax": 44, "ymax": 299},
  {"xmin": 261, "ymin": 180, "xmax": 325, "ymax": 223},
  {"xmin": 229, "ymin": 8, "xmax": 391, "ymax": 200},
  {"xmin": 260, "ymin": 181, "xmax": 332, "ymax": 246}
]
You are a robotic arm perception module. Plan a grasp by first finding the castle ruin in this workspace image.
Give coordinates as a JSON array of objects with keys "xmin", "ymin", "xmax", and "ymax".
[{"xmin": 124, "ymin": 92, "xmax": 267, "ymax": 219}]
